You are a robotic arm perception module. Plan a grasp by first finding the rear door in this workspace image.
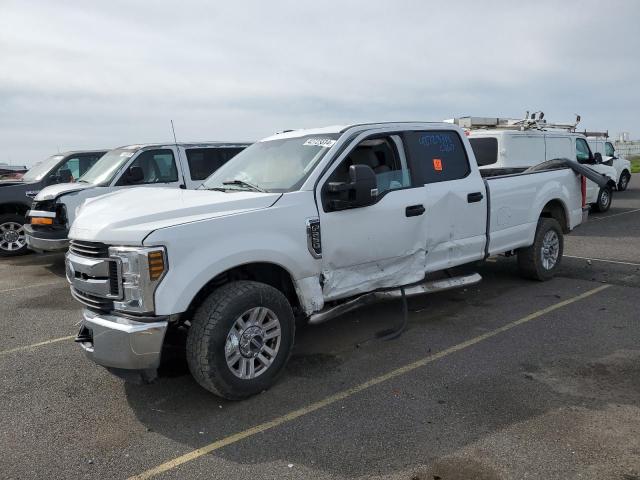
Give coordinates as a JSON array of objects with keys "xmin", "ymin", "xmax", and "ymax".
[{"xmin": 403, "ymin": 130, "xmax": 487, "ymax": 272}]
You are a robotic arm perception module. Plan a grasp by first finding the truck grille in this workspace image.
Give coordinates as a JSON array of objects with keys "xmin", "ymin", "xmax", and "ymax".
[
  {"xmin": 69, "ymin": 240, "xmax": 110, "ymax": 258},
  {"xmin": 66, "ymin": 241, "xmax": 120, "ymax": 312},
  {"xmin": 70, "ymin": 287, "xmax": 114, "ymax": 311}
]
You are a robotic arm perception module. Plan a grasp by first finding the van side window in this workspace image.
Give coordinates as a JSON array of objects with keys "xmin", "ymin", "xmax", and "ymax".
[
  {"xmin": 469, "ymin": 137, "xmax": 498, "ymax": 166},
  {"xmin": 119, "ymin": 149, "xmax": 178, "ymax": 185},
  {"xmin": 187, "ymin": 148, "xmax": 244, "ymax": 181},
  {"xmin": 403, "ymin": 130, "xmax": 470, "ymax": 184},
  {"xmin": 325, "ymin": 136, "xmax": 410, "ymax": 199},
  {"xmin": 605, "ymin": 142, "xmax": 615, "ymax": 157},
  {"xmin": 576, "ymin": 138, "xmax": 591, "ymax": 163}
]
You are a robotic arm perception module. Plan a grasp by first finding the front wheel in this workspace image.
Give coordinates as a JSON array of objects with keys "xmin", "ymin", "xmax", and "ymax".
[
  {"xmin": 0, "ymin": 213, "xmax": 29, "ymax": 257},
  {"xmin": 186, "ymin": 280, "xmax": 295, "ymax": 400},
  {"xmin": 592, "ymin": 186, "xmax": 612, "ymax": 213},
  {"xmin": 618, "ymin": 172, "xmax": 631, "ymax": 191},
  {"xmin": 517, "ymin": 218, "xmax": 564, "ymax": 281}
]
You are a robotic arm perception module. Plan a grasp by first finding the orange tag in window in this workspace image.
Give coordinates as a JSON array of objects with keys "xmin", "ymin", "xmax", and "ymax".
[{"xmin": 433, "ymin": 158, "xmax": 443, "ymax": 171}]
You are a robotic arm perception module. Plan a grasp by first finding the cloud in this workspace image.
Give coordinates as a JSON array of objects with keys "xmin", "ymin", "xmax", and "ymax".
[{"xmin": 1, "ymin": 0, "xmax": 638, "ymax": 165}]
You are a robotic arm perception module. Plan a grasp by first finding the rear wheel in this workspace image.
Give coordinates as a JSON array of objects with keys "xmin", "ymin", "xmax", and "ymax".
[
  {"xmin": 517, "ymin": 218, "xmax": 563, "ymax": 281},
  {"xmin": 618, "ymin": 171, "xmax": 631, "ymax": 191},
  {"xmin": 592, "ymin": 186, "xmax": 612, "ymax": 213},
  {"xmin": 0, "ymin": 214, "xmax": 29, "ymax": 257},
  {"xmin": 186, "ymin": 280, "xmax": 295, "ymax": 400}
]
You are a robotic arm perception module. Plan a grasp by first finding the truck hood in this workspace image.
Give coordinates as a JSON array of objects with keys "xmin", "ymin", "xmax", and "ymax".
[
  {"xmin": 35, "ymin": 182, "xmax": 94, "ymax": 201},
  {"xmin": 70, "ymin": 187, "xmax": 282, "ymax": 245}
]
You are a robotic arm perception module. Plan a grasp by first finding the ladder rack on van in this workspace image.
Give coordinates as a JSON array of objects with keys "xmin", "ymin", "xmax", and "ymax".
[
  {"xmin": 449, "ymin": 111, "xmax": 581, "ymax": 132},
  {"xmin": 580, "ymin": 130, "xmax": 609, "ymax": 138}
]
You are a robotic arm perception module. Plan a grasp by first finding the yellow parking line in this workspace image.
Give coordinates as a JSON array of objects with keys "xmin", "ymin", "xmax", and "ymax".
[
  {"xmin": 564, "ymin": 255, "xmax": 640, "ymax": 267},
  {"xmin": 590, "ymin": 208, "xmax": 640, "ymax": 221},
  {"xmin": 0, "ymin": 335, "xmax": 75, "ymax": 357},
  {"xmin": 129, "ymin": 283, "xmax": 611, "ymax": 480}
]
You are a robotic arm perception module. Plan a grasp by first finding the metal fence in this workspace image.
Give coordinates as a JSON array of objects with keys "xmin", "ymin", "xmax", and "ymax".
[{"xmin": 614, "ymin": 142, "xmax": 640, "ymax": 156}]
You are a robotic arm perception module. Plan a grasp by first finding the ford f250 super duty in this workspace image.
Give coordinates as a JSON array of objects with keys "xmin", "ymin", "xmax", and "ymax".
[{"xmin": 65, "ymin": 122, "xmax": 607, "ymax": 400}]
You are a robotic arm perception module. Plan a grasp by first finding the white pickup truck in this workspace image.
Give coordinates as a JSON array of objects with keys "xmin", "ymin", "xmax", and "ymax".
[
  {"xmin": 65, "ymin": 122, "xmax": 606, "ymax": 399},
  {"xmin": 25, "ymin": 142, "xmax": 249, "ymax": 252}
]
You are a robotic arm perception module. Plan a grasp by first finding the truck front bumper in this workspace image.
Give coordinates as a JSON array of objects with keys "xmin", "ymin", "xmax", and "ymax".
[
  {"xmin": 76, "ymin": 309, "xmax": 168, "ymax": 371},
  {"xmin": 24, "ymin": 224, "xmax": 69, "ymax": 252}
]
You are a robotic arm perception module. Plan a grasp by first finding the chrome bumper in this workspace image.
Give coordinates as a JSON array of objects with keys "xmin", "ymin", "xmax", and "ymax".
[
  {"xmin": 77, "ymin": 309, "xmax": 168, "ymax": 370},
  {"xmin": 24, "ymin": 224, "xmax": 69, "ymax": 252}
]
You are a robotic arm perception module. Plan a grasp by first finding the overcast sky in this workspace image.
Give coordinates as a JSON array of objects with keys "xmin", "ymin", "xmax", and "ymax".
[{"xmin": 1, "ymin": 0, "xmax": 639, "ymax": 165}]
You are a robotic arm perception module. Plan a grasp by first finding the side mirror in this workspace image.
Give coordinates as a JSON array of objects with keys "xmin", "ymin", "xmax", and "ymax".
[
  {"xmin": 125, "ymin": 165, "xmax": 144, "ymax": 184},
  {"xmin": 594, "ymin": 152, "xmax": 603, "ymax": 164},
  {"xmin": 57, "ymin": 168, "xmax": 73, "ymax": 183},
  {"xmin": 327, "ymin": 164, "xmax": 377, "ymax": 210}
]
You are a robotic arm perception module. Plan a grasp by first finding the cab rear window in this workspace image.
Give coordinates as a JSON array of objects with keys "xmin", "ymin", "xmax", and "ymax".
[{"xmin": 469, "ymin": 137, "xmax": 498, "ymax": 166}]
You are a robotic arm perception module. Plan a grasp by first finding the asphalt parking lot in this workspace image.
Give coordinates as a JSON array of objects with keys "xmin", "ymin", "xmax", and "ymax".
[{"xmin": 1, "ymin": 186, "xmax": 639, "ymax": 480}]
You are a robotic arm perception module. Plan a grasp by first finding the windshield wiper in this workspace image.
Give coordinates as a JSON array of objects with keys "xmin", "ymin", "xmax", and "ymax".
[{"xmin": 222, "ymin": 179, "xmax": 266, "ymax": 192}]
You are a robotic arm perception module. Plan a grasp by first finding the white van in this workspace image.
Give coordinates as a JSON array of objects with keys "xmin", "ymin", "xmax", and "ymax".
[
  {"xmin": 468, "ymin": 130, "xmax": 618, "ymax": 212},
  {"xmin": 586, "ymin": 137, "xmax": 632, "ymax": 191}
]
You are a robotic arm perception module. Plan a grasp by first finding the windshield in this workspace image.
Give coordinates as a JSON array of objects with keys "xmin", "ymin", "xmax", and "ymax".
[
  {"xmin": 201, "ymin": 134, "xmax": 340, "ymax": 192},
  {"xmin": 78, "ymin": 148, "xmax": 137, "ymax": 185},
  {"xmin": 21, "ymin": 155, "xmax": 66, "ymax": 182}
]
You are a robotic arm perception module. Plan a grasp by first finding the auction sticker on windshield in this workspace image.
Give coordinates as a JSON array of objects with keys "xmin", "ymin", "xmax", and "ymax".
[{"xmin": 303, "ymin": 138, "xmax": 337, "ymax": 148}]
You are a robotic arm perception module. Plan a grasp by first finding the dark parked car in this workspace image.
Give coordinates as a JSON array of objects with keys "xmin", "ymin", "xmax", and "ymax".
[{"xmin": 0, "ymin": 150, "xmax": 107, "ymax": 256}]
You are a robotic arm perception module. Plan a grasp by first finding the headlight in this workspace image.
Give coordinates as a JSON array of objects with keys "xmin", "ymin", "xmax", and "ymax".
[{"xmin": 108, "ymin": 246, "xmax": 167, "ymax": 314}]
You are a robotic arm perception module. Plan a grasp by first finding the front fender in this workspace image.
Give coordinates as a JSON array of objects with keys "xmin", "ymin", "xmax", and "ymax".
[{"xmin": 145, "ymin": 191, "xmax": 322, "ymax": 315}]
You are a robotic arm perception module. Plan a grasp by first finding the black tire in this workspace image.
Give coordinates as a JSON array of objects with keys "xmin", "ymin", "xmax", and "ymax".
[
  {"xmin": 0, "ymin": 213, "xmax": 29, "ymax": 257},
  {"xmin": 592, "ymin": 186, "xmax": 612, "ymax": 213},
  {"xmin": 186, "ymin": 280, "xmax": 295, "ymax": 400},
  {"xmin": 618, "ymin": 171, "xmax": 631, "ymax": 191},
  {"xmin": 517, "ymin": 218, "xmax": 563, "ymax": 281}
]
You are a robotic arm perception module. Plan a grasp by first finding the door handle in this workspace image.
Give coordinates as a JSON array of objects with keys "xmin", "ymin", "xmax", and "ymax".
[
  {"xmin": 405, "ymin": 204, "xmax": 425, "ymax": 217},
  {"xmin": 467, "ymin": 192, "xmax": 484, "ymax": 203}
]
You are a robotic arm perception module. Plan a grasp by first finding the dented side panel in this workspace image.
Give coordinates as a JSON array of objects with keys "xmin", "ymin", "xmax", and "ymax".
[
  {"xmin": 319, "ymin": 187, "xmax": 428, "ymax": 302},
  {"xmin": 423, "ymin": 174, "xmax": 488, "ymax": 272}
]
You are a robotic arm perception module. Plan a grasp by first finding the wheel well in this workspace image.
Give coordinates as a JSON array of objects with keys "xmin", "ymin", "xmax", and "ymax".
[
  {"xmin": 0, "ymin": 203, "xmax": 29, "ymax": 217},
  {"xmin": 540, "ymin": 200, "xmax": 569, "ymax": 233},
  {"xmin": 185, "ymin": 262, "xmax": 302, "ymax": 320},
  {"xmin": 606, "ymin": 179, "xmax": 617, "ymax": 189}
]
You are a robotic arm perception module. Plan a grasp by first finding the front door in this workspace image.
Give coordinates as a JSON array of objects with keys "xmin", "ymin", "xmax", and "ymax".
[{"xmin": 316, "ymin": 133, "xmax": 427, "ymax": 301}]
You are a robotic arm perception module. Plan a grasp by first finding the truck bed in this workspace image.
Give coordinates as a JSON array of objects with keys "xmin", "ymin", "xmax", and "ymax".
[{"xmin": 484, "ymin": 167, "xmax": 583, "ymax": 256}]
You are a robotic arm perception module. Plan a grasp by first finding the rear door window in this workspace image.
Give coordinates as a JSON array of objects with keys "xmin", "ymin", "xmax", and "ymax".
[
  {"xmin": 469, "ymin": 137, "xmax": 498, "ymax": 166},
  {"xmin": 186, "ymin": 148, "xmax": 244, "ymax": 181},
  {"xmin": 403, "ymin": 130, "xmax": 470, "ymax": 184}
]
